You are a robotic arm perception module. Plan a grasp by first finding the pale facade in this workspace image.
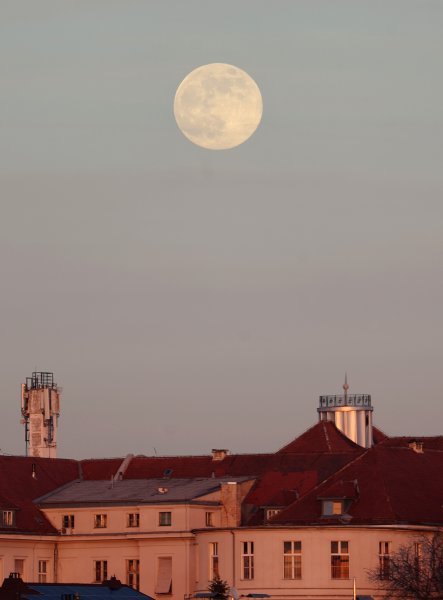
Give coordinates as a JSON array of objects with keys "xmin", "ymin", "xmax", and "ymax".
[
  {"xmin": 1, "ymin": 509, "xmax": 438, "ymax": 600},
  {"xmin": 196, "ymin": 526, "xmax": 436, "ymax": 600}
]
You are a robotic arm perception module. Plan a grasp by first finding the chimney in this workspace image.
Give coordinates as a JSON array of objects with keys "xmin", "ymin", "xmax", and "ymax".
[
  {"xmin": 212, "ymin": 449, "xmax": 229, "ymax": 461},
  {"xmin": 220, "ymin": 482, "xmax": 240, "ymax": 527}
]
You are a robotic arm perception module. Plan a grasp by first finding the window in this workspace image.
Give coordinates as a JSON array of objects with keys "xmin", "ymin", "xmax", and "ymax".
[
  {"xmin": 156, "ymin": 557, "xmax": 172, "ymax": 594},
  {"xmin": 94, "ymin": 560, "xmax": 108, "ymax": 582},
  {"xmin": 94, "ymin": 514, "xmax": 107, "ymax": 528},
  {"xmin": 2, "ymin": 510, "xmax": 15, "ymax": 527},
  {"xmin": 62, "ymin": 515, "xmax": 75, "ymax": 529},
  {"xmin": 38, "ymin": 560, "xmax": 48, "ymax": 583},
  {"xmin": 126, "ymin": 559, "xmax": 140, "ymax": 590},
  {"xmin": 331, "ymin": 541, "xmax": 349, "ymax": 579},
  {"xmin": 283, "ymin": 541, "xmax": 302, "ymax": 579},
  {"xmin": 322, "ymin": 501, "xmax": 343, "ymax": 516},
  {"xmin": 205, "ymin": 512, "xmax": 214, "ymax": 527},
  {"xmin": 414, "ymin": 542, "xmax": 422, "ymax": 576},
  {"xmin": 159, "ymin": 511, "xmax": 172, "ymax": 526},
  {"xmin": 242, "ymin": 542, "xmax": 254, "ymax": 580},
  {"xmin": 14, "ymin": 559, "xmax": 25, "ymax": 577},
  {"xmin": 209, "ymin": 542, "xmax": 219, "ymax": 578},
  {"xmin": 379, "ymin": 542, "xmax": 391, "ymax": 579},
  {"xmin": 127, "ymin": 513, "xmax": 140, "ymax": 528},
  {"xmin": 266, "ymin": 508, "xmax": 281, "ymax": 521}
]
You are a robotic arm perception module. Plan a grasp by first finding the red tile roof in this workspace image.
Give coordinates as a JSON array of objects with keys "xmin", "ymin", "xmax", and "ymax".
[
  {"xmin": 80, "ymin": 458, "xmax": 124, "ymax": 480},
  {"xmin": 316, "ymin": 478, "xmax": 359, "ymax": 500},
  {"xmin": 10, "ymin": 420, "xmax": 442, "ymax": 533},
  {"xmin": 124, "ymin": 456, "xmax": 215, "ymax": 479},
  {"xmin": 276, "ymin": 421, "xmax": 363, "ymax": 454},
  {"xmin": 378, "ymin": 435, "xmax": 443, "ymax": 451},
  {"xmin": 0, "ymin": 456, "xmax": 79, "ymax": 534},
  {"xmin": 372, "ymin": 426, "xmax": 388, "ymax": 444},
  {"xmin": 273, "ymin": 444, "xmax": 443, "ymax": 526},
  {"xmin": 245, "ymin": 470, "xmax": 318, "ymax": 506},
  {"xmin": 0, "ymin": 430, "xmax": 361, "ymax": 534}
]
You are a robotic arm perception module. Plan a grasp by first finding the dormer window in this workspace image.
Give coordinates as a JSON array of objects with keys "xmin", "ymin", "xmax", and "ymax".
[
  {"xmin": 322, "ymin": 500, "xmax": 344, "ymax": 516},
  {"xmin": 266, "ymin": 508, "xmax": 282, "ymax": 521},
  {"xmin": 2, "ymin": 510, "xmax": 15, "ymax": 527},
  {"xmin": 408, "ymin": 439, "xmax": 424, "ymax": 453}
]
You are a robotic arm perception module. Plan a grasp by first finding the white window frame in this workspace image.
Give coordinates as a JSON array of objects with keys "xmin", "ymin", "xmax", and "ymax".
[
  {"xmin": 331, "ymin": 541, "xmax": 349, "ymax": 579},
  {"xmin": 283, "ymin": 541, "xmax": 302, "ymax": 579},
  {"xmin": 94, "ymin": 560, "xmax": 108, "ymax": 582},
  {"xmin": 159, "ymin": 511, "xmax": 172, "ymax": 526},
  {"xmin": 127, "ymin": 513, "xmax": 140, "ymax": 528},
  {"xmin": 414, "ymin": 542, "xmax": 422, "ymax": 574},
  {"xmin": 322, "ymin": 500, "xmax": 343, "ymax": 516},
  {"xmin": 94, "ymin": 514, "xmax": 107, "ymax": 529},
  {"xmin": 205, "ymin": 512, "xmax": 214, "ymax": 527},
  {"xmin": 266, "ymin": 508, "xmax": 281, "ymax": 521},
  {"xmin": 126, "ymin": 559, "xmax": 140, "ymax": 590},
  {"xmin": 241, "ymin": 541, "xmax": 254, "ymax": 580},
  {"xmin": 14, "ymin": 559, "xmax": 25, "ymax": 578},
  {"xmin": 2, "ymin": 510, "xmax": 14, "ymax": 526},
  {"xmin": 209, "ymin": 542, "xmax": 219, "ymax": 579},
  {"xmin": 62, "ymin": 514, "xmax": 75, "ymax": 529},
  {"xmin": 38, "ymin": 560, "xmax": 48, "ymax": 583},
  {"xmin": 379, "ymin": 541, "xmax": 391, "ymax": 579}
]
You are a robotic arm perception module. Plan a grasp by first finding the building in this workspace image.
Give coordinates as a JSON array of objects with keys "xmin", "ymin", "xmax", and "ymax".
[{"xmin": 1, "ymin": 375, "xmax": 442, "ymax": 600}]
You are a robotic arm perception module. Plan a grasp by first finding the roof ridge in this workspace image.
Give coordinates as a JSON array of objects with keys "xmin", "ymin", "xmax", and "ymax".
[
  {"xmin": 322, "ymin": 421, "xmax": 332, "ymax": 452},
  {"xmin": 33, "ymin": 478, "xmax": 82, "ymax": 504},
  {"xmin": 386, "ymin": 434, "xmax": 443, "ymax": 439},
  {"xmin": 275, "ymin": 422, "xmax": 319, "ymax": 453},
  {"xmin": 276, "ymin": 420, "xmax": 363, "ymax": 454}
]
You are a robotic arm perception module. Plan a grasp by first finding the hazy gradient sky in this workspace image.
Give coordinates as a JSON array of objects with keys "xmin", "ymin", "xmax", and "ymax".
[{"xmin": 1, "ymin": 1, "xmax": 442, "ymax": 458}]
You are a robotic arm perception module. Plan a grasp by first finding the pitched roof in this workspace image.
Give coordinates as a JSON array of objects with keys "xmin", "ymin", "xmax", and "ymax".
[
  {"xmin": 273, "ymin": 444, "xmax": 443, "ymax": 526},
  {"xmin": 316, "ymin": 478, "xmax": 359, "ymax": 500},
  {"xmin": 0, "ymin": 420, "xmax": 369, "ymax": 533},
  {"xmin": 372, "ymin": 426, "xmax": 388, "ymax": 444},
  {"xmin": 36, "ymin": 477, "xmax": 252, "ymax": 506},
  {"xmin": 0, "ymin": 456, "xmax": 80, "ymax": 534},
  {"xmin": 244, "ymin": 470, "xmax": 318, "ymax": 506},
  {"xmin": 378, "ymin": 435, "xmax": 443, "ymax": 451},
  {"xmin": 80, "ymin": 458, "xmax": 126, "ymax": 480},
  {"xmin": 276, "ymin": 421, "xmax": 363, "ymax": 454},
  {"xmin": 116, "ymin": 450, "xmax": 360, "ymax": 481}
]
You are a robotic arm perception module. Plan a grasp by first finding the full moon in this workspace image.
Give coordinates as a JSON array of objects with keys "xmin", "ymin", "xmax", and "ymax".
[{"xmin": 173, "ymin": 63, "xmax": 263, "ymax": 150}]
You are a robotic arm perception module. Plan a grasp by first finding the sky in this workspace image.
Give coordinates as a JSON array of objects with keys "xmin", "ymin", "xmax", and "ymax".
[{"xmin": 1, "ymin": 1, "xmax": 442, "ymax": 459}]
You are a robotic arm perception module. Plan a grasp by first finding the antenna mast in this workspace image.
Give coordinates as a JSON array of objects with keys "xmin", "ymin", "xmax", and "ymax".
[{"xmin": 21, "ymin": 372, "xmax": 61, "ymax": 458}]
